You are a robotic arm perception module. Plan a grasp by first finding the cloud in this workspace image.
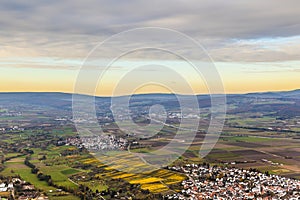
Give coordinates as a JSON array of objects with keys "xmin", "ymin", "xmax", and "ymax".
[
  {"xmin": 0, "ymin": 0, "xmax": 300, "ymax": 63},
  {"xmin": 2, "ymin": 0, "xmax": 300, "ymax": 37},
  {"xmin": 208, "ymin": 36, "xmax": 300, "ymax": 62}
]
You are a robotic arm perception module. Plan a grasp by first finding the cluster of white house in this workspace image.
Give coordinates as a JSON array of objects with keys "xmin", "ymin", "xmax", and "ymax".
[
  {"xmin": 166, "ymin": 164, "xmax": 300, "ymax": 199},
  {"xmin": 0, "ymin": 182, "xmax": 14, "ymax": 192},
  {"xmin": 82, "ymin": 135, "xmax": 128, "ymax": 150},
  {"xmin": 65, "ymin": 135, "xmax": 128, "ymax": 151}
]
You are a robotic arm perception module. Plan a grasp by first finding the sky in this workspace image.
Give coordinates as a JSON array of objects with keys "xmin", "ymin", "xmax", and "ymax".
[{"xmin": 1, "ymin": 0, "xmax": 300, "ymax": 96}]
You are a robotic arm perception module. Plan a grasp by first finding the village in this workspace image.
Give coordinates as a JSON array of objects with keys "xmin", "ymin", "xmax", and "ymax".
[
  {"xmin": 64, "ymin": 135, "xmax": 128, "ymax": 151},
  {"xmin": 166, "ymin": 164, "xmax": 300, "ymax": 199}
]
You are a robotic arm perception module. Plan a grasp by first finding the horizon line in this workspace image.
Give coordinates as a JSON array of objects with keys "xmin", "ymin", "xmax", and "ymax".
[{"xmin": 0, "ymin": 88, "xmax": 299, "ymax": 98}]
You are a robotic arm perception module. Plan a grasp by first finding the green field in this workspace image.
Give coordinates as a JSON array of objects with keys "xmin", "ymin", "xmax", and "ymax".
[
  {"xmin": 39, "ymin": 165, "xmax": 79, "ymax": 189},
  {"xmin": 61, "ymin": 168, "xmax": 80, "ymax": 175},
  {"xmin": 78, "ymin": 181, "xmax": 108, "ymax": 193},
  {"xmin": 0, "ymin": 159, "xmax": 56, "ymax": 191},
  {"xmin": 0, "ymin": 158, "xmax": 79, "ymax": 200}
]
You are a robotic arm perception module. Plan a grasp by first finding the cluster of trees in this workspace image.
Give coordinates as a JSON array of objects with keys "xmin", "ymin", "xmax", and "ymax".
[{"xmin": 24, "ymin": 156, "xmax": 51, "ymax": 183}]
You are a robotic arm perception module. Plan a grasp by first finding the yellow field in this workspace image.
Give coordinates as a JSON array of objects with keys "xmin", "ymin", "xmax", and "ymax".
[
  {"xmin": 129, "ymin": 177, "xmax": 163, "ymax": 184},
  {"xmin": 79, "ymin": 152, "xmax": 187, "ymax": 193},
  {"xmin": 141, "ymin": 183, "xmax": 169, "ymax": 193}
]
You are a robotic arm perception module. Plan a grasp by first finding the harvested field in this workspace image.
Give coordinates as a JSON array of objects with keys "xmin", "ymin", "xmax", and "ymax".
[
  {"xmin": 227, "ymin": 141, "xmax": 269, "ymax": 148},
  {"xmin": 270, "ymin": 150, "xmax": 300, "ymax": 158}
]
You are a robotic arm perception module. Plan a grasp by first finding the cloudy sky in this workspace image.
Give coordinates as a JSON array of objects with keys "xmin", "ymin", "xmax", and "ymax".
[{"xmin": 1, "ymin": 0, "xmax": 300, "ymax": 95}]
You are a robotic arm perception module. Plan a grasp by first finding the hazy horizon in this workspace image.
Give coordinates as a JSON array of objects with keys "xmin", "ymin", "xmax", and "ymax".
[{"xmin": 0, "ymin": 87, "xmax": 299, "ymax": 98}]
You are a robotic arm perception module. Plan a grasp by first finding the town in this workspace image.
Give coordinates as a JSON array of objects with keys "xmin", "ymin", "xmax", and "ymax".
[
  {"xmin": 166, "ymin": 164, "xmax": 300, "ymax": 199},
  {"xmin": 65, "ymin": 135, "xmax": 128, "ymax": 151}
]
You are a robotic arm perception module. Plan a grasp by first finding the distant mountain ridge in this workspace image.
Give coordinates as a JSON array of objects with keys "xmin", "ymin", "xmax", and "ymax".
[
  {"xmin": 0, "ymin": 89, "xmax": 299, "ymax": 105},
  {"xmin": 0, "ymin": 89, "xmax": 300, "ymax": 119},
  {"xmin": 0, "ymin": 89, "xmax": 299, "ymax": 99},
  {"xmin": 243, "ymin": 89, "xmax": 300, "ymax": 99}
]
